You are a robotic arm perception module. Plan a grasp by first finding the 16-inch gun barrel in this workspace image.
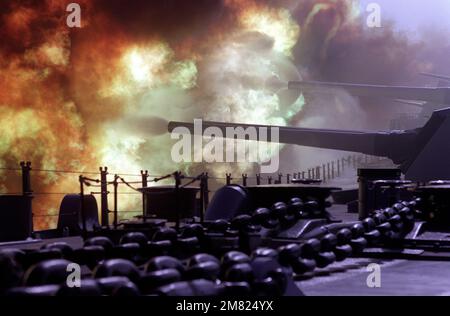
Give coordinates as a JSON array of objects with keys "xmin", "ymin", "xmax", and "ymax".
[
  {"xmin": 168, "ymin": 120, "xmax": 416, "ymax": 167},
  {"xmin": 288, "ymin": 81, "xmax": 450, "ymax": 104},
  {"xmin": 168, "ymin": 108, "xmax": 450, "ymax": 181}
]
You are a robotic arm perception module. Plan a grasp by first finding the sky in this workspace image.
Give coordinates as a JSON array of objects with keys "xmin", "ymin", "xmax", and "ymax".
[{"xmin": 359, "ymin": 0, "xmax": 450, "ymax": 34}]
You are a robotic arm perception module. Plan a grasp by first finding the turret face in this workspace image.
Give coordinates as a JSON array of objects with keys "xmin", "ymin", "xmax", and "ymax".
[
  {"xmin": 168, "ymin": 108, "xmax": 450, "ymax": 181},
  {"xmin": 403, "ymin": 108, "xmax": 450, "ymax": 181}
]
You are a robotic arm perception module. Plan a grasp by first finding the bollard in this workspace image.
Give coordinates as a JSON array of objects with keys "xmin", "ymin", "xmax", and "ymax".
[
  {"xmin": 199, "ymin": 173, "xmax": 208, "ymax": 223},
  {"xmin": 173, "ymin": 171, "xmax": 182, "ymax": 230},
  {"xmin": 20, "ymin": 161, "xmax": 32, "ymax": 196},
  {"xmin": 79, "ymin": 176, "xmax": 88, "ymax": 237},
  {"xmin": 226, "ymin": 173, "xmax": 232, "ymax": 186},
  {"xmin": 99, "ymin": 167, "xmax": 109, "ymax": 227},
  {"xmin": 204, "ymin": 172, "xmax": 209, "ymax": 209},
  {"xmin": 242, "ymin": 174, "xmax": 248, "ymax": 187},
  {"xmin": 141, "ymin": 170, "xmax": 148, "ymax": 221},
  {"xmin": 113, "ymin": 175, "xmax": 119, "ymax": 229}
]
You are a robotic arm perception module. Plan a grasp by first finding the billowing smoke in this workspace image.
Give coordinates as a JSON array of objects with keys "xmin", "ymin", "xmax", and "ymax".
[{"xmin": 0, "ymin": 0, "xmax": 448, "ymax": 228}]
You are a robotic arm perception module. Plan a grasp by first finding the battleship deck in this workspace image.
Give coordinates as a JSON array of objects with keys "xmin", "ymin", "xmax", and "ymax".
[{"xmin": 2, "ymin": 204, "xmax": 450, "ymax": 296}]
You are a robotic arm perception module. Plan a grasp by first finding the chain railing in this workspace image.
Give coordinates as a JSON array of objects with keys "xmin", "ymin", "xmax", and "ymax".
[{"xmin": 1, "ymin": 155, "xmax": 385, "ymax": 230}]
